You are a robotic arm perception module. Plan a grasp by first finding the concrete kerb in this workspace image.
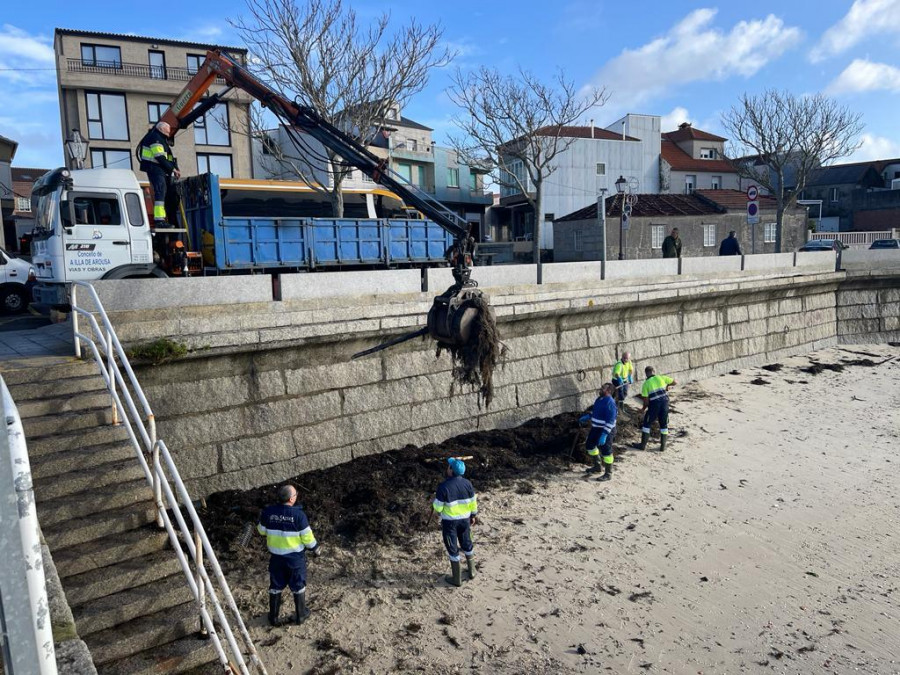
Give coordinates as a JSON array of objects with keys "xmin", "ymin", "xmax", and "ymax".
[
  {"xmin": 280, "ymin": 269, "xmax": 423, "ymax": 300},
  {"xmin": 90, "ymin": 276, "xmax": 273, "ymax": 311}
]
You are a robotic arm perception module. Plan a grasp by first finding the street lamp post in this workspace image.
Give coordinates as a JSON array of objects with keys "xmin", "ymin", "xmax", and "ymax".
[
  {"xmin": 615, "ymin": 175, "xmax": 627, "ymax": 260},
  {"xmin": 65, "ymin": 129, "xmax": 88, "ymax": 170},
  {"xmin": 596, "ymin": 188, "xmax": 608, "ymax": 263}
]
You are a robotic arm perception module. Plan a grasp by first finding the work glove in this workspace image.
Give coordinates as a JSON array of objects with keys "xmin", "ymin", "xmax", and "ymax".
[
  {"xmin": 628, "ymin": 376, "xmax": 633, "ymax": 384},
  {"xmin": 310, "ymin": 544, "xmax": 323, "ymax": 558},
  {"xmin": 578, "ymin": 413, "xmax": 590, "ymax": 426},
  {"xmin": 470, "ymin": 515, "xmax": 478, "ymax": 527},
  {"xmin": 599, "ymin": 433, "xmax": 608, "ymax": 445}
]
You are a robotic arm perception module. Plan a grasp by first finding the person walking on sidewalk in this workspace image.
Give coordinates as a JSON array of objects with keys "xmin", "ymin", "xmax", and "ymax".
[
  {"xmin": 719, "ymin": 231, "xmax": 742, "ymax": 256},
  {"xmin": 580, "ymin": 382, "xmax": 618, "ymax": 481},
  {"xmin": 257, "ymin": 484, "xmax": 322, "ymax": 626},
  {"xmin": 634, "ymin": 366, "xmax": 677, "ymax": 452},
  {"xmin": 611, "ymin": 352, "xmax": 634, "ymax": 409},
  {"xmin": 432, "ymin": 458, "xmax": 478, "ymax": 587}
]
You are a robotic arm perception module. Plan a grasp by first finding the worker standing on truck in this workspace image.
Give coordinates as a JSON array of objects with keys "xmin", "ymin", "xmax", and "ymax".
[
  {"xmin": 137, "ymin": 121, "xmax": 180, "ymax": 226},
  {"xmin": 257, "ymin": 484, "xmax": 321, "ymax": 626},
  {"xmin": 634, "ymin": 366, "xmax": 677, "ymax": 452},
  {"xmin": 580, "ymin": 382, "xmax": 618, "ymax": 481},
  {"xmin": 611, "ymin": 352, "xmax": 634, "ymax": 409},
  {"xmin": 432, "ymin": 458, "xmax": 478, "ymax": 587}
]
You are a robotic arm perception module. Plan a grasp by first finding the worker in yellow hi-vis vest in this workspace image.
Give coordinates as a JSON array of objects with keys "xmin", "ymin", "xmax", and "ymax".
[
  {"xmin": 136, "ymin": 121, "xmax": 180, "ymax": 226},
  {"xmin": 634, "ymin": 366, "xmax": 677, "ymax": 452}
]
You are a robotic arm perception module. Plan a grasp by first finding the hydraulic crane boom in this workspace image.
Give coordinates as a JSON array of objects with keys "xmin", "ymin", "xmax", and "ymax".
[{"xmin": 160, "ymin": 50, "xmax": 487, "ymax": 352}]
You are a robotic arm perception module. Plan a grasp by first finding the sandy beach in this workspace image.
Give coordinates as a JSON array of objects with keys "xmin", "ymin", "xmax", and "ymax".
[{"xmin": 216, "ymin": 344, "xmax": 900, "ymax": 674}]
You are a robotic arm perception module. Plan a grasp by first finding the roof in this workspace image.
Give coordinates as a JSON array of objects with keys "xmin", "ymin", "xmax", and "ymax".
[
  {"xmin": 661, "ymin": 140, "xmax": 736, "ymax": 173},
  {"xmin": 55, "ymin": 28, "xmax": 247, "ymax": 53},
  {"xmin": 662, "ymin": 122, "xmax": 727, "ymax": 143},
  {"xmin": 535, "ymin": 126, "xmax": 640, "ymax": 141},
  {"xmin": 395, "ymin": 116, "xmax": 432, "ymax": 132},
  {"xmin": 806, "ymin": 161, "xmax": 886, "ymax": 187},
  {"xmin": 694, "ymin": 189, "xmax": 783, "ymax": 211},
  {"xmin": 556, "ymin": 193, "xmax": 724, "ymax": 222},
  {"xmin": 11, "ymin": 168, "xmax": 49, "ymax": 183},
  {"xmin": 0, "ymin": 133, "xmax": 18, "ymax": 159}
]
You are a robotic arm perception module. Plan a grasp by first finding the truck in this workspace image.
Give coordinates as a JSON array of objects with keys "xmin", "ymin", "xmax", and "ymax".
[
  {"xmin": 28, "ymin": 169, "xmax": 454, "ymax": 306},
  {"xmin": 34, "ymin": 48, "xmax": 489, "ymax": 353}
]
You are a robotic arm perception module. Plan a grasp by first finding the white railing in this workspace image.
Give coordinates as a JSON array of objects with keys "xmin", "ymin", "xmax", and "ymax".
[
  {"xmin": 69, "ymin": 281, "xmax": 266, "ymax": 675},
  {"xmin": 0, "ymin": 377, "xmax": 58, "ymax": 675},
  {"xmin": 810, "ymin": 230, "xmax": 898, "ymax": 247}
]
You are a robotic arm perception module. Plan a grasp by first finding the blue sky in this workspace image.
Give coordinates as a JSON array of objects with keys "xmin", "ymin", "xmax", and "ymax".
[{"xmin": 2, "ymin": 0, "xmax": 899, "ymax": 169}]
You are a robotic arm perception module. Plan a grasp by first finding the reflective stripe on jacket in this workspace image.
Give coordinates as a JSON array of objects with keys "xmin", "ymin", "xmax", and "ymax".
[
  {"xmin": 433, "ymin": 475, "xmax": 478, "ymax": 521},
  {"xmin": 137, "ymin": 128, "xmax": 176, "ymax": 174},
  {"xmin": 257, "ymin": 504, "xmax": 317, "ymax": 557},
  {"xmin": 641, "ymin": 374, "xmax": 674, "ymax": 402},
  {"xmin": 590, "ymin": 394, "xmax": 617, "ymax": 432}
]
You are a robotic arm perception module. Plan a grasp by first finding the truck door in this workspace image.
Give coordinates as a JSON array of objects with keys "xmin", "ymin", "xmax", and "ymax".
[{"xmin": 61, "ymin": 192, "xmax": 133, "ymax": 280}]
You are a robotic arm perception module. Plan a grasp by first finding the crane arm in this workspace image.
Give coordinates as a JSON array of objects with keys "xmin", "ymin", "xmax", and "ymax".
[{"xmin": 159, "ymin": 50, "xmax": 469, "ymax": 240}]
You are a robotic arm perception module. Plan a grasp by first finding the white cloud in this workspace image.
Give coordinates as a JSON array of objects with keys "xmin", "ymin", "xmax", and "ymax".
[
  {"xmin": 846, "ymin": 133, "xmax": 900, "ymax": 162},
  {"xmin": 660, "ymin": 107, "xmax": 692, "ymax": 133},
  {"xmin": 0, "ymin": 24, "xmax": 55, "ymax": 85},
  {"xmin": 591, "ymin": 9, "xmax": 802, "ymax": 109},
  {"xmin": 810, "ymin": 0, "xmax": 900, "ymax": 63},
  {"xmin": 826, "ymin": 58, "xmax": 900, "ymax": 94}
]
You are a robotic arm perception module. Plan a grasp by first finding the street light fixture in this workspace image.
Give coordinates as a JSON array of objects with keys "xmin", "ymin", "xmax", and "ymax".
[
  {"xmin": 65, "ymin": 129, "xmax": 88, "ymax": 170},
  {"xmin": 615, "ymin": 175, "xmax": 628, "ymax": 259}
]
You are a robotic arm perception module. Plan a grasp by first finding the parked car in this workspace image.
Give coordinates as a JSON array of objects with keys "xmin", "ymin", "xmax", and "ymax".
[
  {"xmin": 869, "ymin": 239, "xmax": 900, "ymax": 250},
  {"xmin": 0, "ymin": 248, "xmax": 36, "ymax": 313},
  {"xmin": 799, "ymin": 239, "xmax": 849, "ymax": 252}
]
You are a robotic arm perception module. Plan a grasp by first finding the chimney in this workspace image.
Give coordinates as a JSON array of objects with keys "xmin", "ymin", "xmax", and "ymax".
[{"xmin": 590, "ymin": 119, "xmax": 594, "ymax": 138}]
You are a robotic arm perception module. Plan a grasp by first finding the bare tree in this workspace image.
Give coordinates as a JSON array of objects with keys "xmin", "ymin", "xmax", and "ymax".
[
  {"xmin": 723, "ymin": 90, "xmax": 863, "ymax": 252},
  {"xmin": 448, "ymin": 67, "xmax": 607, "ymax": 275},
  {"xmin": 232, "ymin": 0, "xmax": 453, "ymax": 216}
]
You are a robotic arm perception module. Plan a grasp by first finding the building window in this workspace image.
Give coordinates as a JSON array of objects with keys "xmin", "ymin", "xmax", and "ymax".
[
  {"xmin": 573, "ymin": 230, "xmax": 582, "ymax": 252},
  {"xmin": 194, "ymin": 103, "xmax": 231, "ymax": 146},
  {"xmin": 149, "ymin": 50, "xmax": 166, "ymax": 79},
  {"xmin": 703, "ymin": 223, "xmax": 716, "ymax": 247},
  {"xmin": 407, "ymin": 139, "xmax": 418, "ymax": 151},
  {"xmin": 360, "ymin": 170, "xmax": 374, "ymax": 183},
  {"xmin": 651, "ymin": 225, "xmax": 665, "ymax": 249},
  {"xmin": 197, "ymin": 153, "xmax": 233, "ymax": 178},
  {"xmin": 685, "ymin": 175, "xmax": 696, "ymax": 193},
  {"xmin": 396, "ymin": 163, "xmax": 412, "ymax": 182},
  {"xmin": 700, "ymin": 147, "xmax": 717, "ymax": 159},
  {"xmin": 711, "ymin": 175, "xmax": 721, "ymax": 190},
  {"xmin": 830, "ymin": 187, "xmax": 839, "ymax": 203},
  {"xmin": 80, "ymin": 44, "xmax": 121, "ymax": 68},
  {"xmin": 85, "ymin": 92, "xmax": 129, "ymax": 140},
  {"xmin": 447, "ymin": 167, "xmax": 460, "ymax": 188},
  {"xmin": 469, "ymin": 170, "xmax": 478, "ymax": 191},
  {"xmin": 15, "ymin": 197, "xmax": 31, "ymax": 212},
  {"xmin": 418, "ymin": 166, "xmax": 427, "ymax": 189},
  {"xmin": 544, "ymin": 213, "xmax": 555, "ymax": 222},
  {"xmin": 91, "ymin": 149, "xmax": 132, "ymax": 169},
  {"xmin": 147, "ymin": 102, "xmax": 169, "ymax": 125},
  {"xmin": 187, "ymin": 54, "xmax": 205, "ymax": 74},
  {"xmin": 764, "ymin": 222, "xmax": 777, "ymax": 243},
  {"xmin": 596, "ymin": 162, "xmax": 606, "ymax": 176}
]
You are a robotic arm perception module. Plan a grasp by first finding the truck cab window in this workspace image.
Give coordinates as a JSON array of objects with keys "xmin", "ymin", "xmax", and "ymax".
[
  {"xmin": 72, "ymin": 196, "xmax": 122, "ymax": 225},
  {"xmin": 125, "ymin": 192, "xmax": 145, "ymax": 226}
]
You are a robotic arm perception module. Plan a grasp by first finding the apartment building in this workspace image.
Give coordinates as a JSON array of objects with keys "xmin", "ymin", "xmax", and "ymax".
[
  {"xmin": 660, "ymin": 123, "xmax": 739, "ymax": 194},
  {"xmin": 54, "ymin": 28, "xmax": 253, "ymax": 178}
]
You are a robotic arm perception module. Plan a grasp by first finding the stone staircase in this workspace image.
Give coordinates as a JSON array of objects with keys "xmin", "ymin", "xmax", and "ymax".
[{"xmin": 3, "ymin": 359, "xmax": 219, "ymax": 674}]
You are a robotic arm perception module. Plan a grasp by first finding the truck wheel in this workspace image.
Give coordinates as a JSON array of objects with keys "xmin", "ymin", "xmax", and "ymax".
[{"xmin": 1, "ymin": 287, "xmax": 28, "ymax": 314}]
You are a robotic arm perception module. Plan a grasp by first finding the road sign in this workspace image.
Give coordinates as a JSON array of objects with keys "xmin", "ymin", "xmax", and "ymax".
[
  {"xmin": 747, "ymin": 200, "xmax": 759, "ymax": 225},
  {"xmin": 622, "ymin": 213, "xmax": 630, "ymax": 230},
  {"xmin": 747, "ymin": 185, "xmax": 759, "ymax": 201}
]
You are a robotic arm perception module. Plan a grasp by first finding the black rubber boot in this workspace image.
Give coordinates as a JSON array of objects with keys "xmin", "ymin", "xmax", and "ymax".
[
  {"xmin": 267, "ymin": 593, "xmax": 282, "ymax": 627},
  {"xmin": 659, "ymin": 434, "xmax": 667, "ymax": 452},
  {"xmin": 597, "ymin": 462, "xmax": 613, "ymax": 482},
  {"xmin": 445, "ymin": 561, "xmax": 462, "ymax": 587},
  {"xmin": 293, "ymin": 591, "xmax": 311, "ymax": 624},
  {"xmin": 584, "ymin": 456, "xmax": 603, "ymax": 473},
  {"xmin": 465, "ymin": 556, "xmax": 476, "ymax": 580},
  {"xmin": 632, "ymin": 432, "xmax": 649, "ymax": 450}
]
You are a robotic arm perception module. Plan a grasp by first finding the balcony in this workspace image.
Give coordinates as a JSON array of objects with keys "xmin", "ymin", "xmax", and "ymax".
[{"xmin": 65, "ymin": 58, "xmax": 226, "ymax": 84}]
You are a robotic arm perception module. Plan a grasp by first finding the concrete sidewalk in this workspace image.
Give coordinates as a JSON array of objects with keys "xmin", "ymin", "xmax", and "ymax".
[{"xmin": 0, "ymin": 322, "xmax": 73, "ymax": 361}]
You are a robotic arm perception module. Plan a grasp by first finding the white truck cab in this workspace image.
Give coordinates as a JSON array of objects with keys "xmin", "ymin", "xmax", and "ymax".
[{"xmin": 30, "ymin": 168, "xmax": 165, "ymax": 306}]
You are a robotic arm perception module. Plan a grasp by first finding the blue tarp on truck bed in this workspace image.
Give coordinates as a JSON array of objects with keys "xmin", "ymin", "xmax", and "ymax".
[{"xmin": 178, "ymin": 173, "xmax": 453, "ymax": 270}]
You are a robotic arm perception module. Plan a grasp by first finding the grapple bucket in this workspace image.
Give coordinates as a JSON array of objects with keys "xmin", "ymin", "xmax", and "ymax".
[{"xmin": 427, "ymin": 286, "xmax": 484, "ymax": 346}]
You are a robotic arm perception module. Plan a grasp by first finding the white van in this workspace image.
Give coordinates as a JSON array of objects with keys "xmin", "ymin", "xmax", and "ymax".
[{"xmin": 0, "ymin": 247, "xmax": 35, "ymax": 313}]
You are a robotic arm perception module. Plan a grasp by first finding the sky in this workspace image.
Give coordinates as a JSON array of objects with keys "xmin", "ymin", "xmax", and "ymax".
[{"xmin": 2, "ymin": 0, "xmax": 899, "ymax": 170}]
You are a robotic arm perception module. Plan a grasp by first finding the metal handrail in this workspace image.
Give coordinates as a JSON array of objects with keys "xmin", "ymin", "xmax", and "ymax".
[{"xmin": 69, "ymin": 281, "xmax": 267, "ymax": 675}]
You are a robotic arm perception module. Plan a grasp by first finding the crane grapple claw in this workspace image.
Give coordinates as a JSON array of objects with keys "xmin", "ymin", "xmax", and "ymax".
[{"xmin": 426, "ymin": 285, "xmax": 484, "ymax": 346}]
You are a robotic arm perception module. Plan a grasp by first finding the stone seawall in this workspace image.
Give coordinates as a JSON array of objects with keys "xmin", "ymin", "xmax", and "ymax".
[
  {"xmin": 118, "ymin": 270, "xmax": 848, "ymax": 498},
  {"xmin": 837, "ymin": 270, "xmax": 900, "ymax": 344}
]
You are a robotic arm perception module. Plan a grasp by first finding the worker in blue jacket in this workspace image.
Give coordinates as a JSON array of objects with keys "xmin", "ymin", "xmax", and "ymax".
[
  {"xmin": 257, "ymin": 484, "xmax": 322, "ymax": 626},
  {"xmin": 432, "ymin": 458, "xmax": 478, "ymax": 587},
  {"xmin": 579, "ymin": 382, "xmax": 618, "ymax": 481},
  {"xmin": 136, "ymin": 121, "xmax": 179, "ymax": 226}
]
